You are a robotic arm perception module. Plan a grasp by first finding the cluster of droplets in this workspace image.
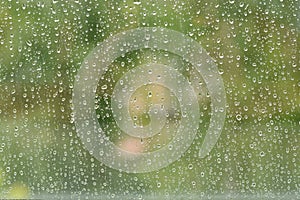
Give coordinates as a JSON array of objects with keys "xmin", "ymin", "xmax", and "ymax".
[{"xmin": 0, "ymin": 0, "xmax": 298, "ymax": 198}]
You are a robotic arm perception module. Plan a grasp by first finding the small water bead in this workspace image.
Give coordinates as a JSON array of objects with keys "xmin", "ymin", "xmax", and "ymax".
[
  {"xmin": 133, "ymin": 1, "xmax": 141, "ymax": 5},
  {"xmin": 156, "ymin": 182, "xmax": 161, "ymax": 188},
  {"xmin": 6, "ymin": 167, "xmax": 10, "ymax": 172},
  {"xmin": 101, "ymin": 85, "xmax": 108, "ymax": 90},
  {"xmin": 145, "ymin": 34, "xmax": 150, "ymax": 41},
  {"xmin": 236, "ymin": 114, "xmax": 242, "ymax": 121}
]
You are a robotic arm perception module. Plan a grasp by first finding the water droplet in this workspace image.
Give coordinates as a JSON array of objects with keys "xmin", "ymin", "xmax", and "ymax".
[
  {"xmin": 133, "ymin": 1, "xmax": 141, "ymax": 5},
  {"xmin": 101, "ymin": 85, "xmax": 108, "ymax": 90},
  {"xmin": 236, "ymin": 114, "xmax": 242, "ymax": 121}
]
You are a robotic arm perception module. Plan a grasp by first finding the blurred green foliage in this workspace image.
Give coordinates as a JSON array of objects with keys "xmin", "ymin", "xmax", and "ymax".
[{"xmin": 0, "ymin": 0, "xmax": 299, "ymax": 198}]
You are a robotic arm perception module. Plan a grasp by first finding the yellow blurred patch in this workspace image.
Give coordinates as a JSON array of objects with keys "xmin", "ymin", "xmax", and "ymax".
[{"xmin": 7, "ymin": 182, "xmax": 30, "ymax": 199}]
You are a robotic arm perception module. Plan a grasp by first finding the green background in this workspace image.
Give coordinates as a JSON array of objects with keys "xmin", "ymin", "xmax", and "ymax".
[{"xmin": 0, "ymin": 0, "xmax": 299, "ymax": 199}]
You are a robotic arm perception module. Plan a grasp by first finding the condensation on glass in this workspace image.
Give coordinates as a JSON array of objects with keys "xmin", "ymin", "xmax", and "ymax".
[{"xmin": 0, "ymin": 0, "xmax": 298, "ymax": 199}]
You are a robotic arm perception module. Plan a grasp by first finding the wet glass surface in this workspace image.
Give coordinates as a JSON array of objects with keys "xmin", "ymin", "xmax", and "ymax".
[{"xmin": 0, "ymin": 0, "xmax": 299, "ymax": 199}]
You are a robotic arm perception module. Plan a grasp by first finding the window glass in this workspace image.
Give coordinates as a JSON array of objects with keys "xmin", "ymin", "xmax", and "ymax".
[{"xmin": 0, "ymin": 0, "xmax": 299, "ymax": 199}]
